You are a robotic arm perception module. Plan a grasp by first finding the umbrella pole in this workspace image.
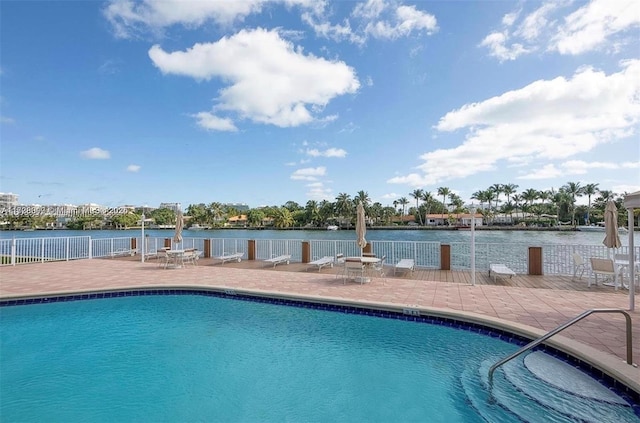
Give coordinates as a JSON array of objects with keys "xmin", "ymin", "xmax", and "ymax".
[{"xmin": 628, "ymin": 208, "xmax": 635, "ymax": 311}]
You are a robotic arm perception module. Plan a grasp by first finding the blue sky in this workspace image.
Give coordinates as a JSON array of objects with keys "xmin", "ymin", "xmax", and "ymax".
[{"xmin": 1, "ymin": 0, "xmax": 639, "ymax": 209}]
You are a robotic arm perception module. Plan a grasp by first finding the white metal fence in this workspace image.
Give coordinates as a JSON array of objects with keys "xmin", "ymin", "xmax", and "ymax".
[{"xmin": 2, "ymin": 235, "xmax": 638, "ymax": 276}]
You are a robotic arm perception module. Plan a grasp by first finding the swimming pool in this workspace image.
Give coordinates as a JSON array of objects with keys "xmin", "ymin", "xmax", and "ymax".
[{"xmin": 1, "ymin": 290, "xmax": 638, "ymax": 422}]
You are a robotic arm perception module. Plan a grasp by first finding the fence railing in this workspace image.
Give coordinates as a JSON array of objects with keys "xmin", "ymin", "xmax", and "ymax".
[{"xmin": 2, "ymin": 236, "xmax": 639, "ymax": 277}]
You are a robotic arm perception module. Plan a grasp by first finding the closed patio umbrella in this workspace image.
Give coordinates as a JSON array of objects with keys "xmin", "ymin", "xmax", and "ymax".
[
  {"xmin": 356, "ymin": 202, "xmax": 367, "ymax": 254},
  {"xmin": 174, "ymin": 209, "xmax": 184, "ymax": 247},
  {"xmin": 602, "ymin": 200, "xmax": 621, "ymax": 250}
]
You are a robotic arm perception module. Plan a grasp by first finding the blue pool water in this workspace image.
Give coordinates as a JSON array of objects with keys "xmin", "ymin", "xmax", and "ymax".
[{"xmin": 1, "ymin": 292, "xmax": 638, "ymax": 422}]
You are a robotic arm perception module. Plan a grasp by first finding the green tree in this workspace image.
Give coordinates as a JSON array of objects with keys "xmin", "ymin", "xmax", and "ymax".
[
  {"xmin": 563, "ymin": 182, "xmax": 583, "ymax": 226},
  {"xmin": 583, "ymin": 183, "xmax": 599, "ymax": 225},
  {"xmin": 410, "ymin": 189, "xmax": 424, "ymax": 225},
  {"xmin": 437, "ymin": 187, "xmax": 451, "ymax": 220}
]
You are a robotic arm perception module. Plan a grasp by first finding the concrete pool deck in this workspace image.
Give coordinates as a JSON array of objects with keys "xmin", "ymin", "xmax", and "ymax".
[{"xmin": 0, "ymin": 259, "xmax": 638, "ymax": 392}]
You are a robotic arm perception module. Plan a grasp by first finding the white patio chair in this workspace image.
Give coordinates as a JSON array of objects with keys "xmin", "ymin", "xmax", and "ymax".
[
  {"xmin": 571, "ymin": 253, "xmax": 585, "ymax": 281},
  {"xmin": 371, "ymin": 255, "xmax": 386, "ymax": 285},
  {"xmin": 343, "ymin": 258, "xmax": 365, "ymax": 284}
]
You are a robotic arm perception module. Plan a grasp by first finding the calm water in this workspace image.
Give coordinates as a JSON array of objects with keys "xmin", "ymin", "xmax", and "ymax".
[{"xmin": 2, "ymin": 228, "xmax": 638, "ymax": 246}]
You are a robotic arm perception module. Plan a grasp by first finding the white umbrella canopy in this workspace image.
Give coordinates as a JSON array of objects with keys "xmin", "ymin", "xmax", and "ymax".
[
  {"xmin": 356, "ymin": 202, "xmax": 367, "ymax": 253},
  {"xmin": 173, "ymin": 210, "xmax": 184, "ymax": 246},
  {"xmin": 602, "ymin": 200, "xmax": 621, "ymax": 249}
]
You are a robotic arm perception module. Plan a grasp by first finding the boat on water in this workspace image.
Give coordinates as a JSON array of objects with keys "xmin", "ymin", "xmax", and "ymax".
[
  {"xmin": 187, "ymin": 224, "xmax": 207, "ymax": 231},
  {"xmin": 326, "ymin": 225, "xmax": 338, "ymax": 231},
  {"xmin": 577, "ymin": 224, "xmax": 628, "ymax": 233}
]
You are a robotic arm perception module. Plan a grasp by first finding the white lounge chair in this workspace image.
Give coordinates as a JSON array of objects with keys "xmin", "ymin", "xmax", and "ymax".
[
  {"xmin": 489, "ymin": 264, "xmax": 516, "ymax": 282},
  {"xmin": 214, "ymin": 252, "xmax": 244, "ymax": 265},
  {"xmin": 589, "ymin": 257, "xmax": 620, "ymax": 289},
  {"xmin": 307, "ymin": 256, "xmax": 334, "ymax": 271},
  {"xmin": 394, "ymin": 259, "xmax": 414, "ymax": 275},
  {"xmin": 264, "ymin": 254, "xmax": 291, "ymax": 268}
]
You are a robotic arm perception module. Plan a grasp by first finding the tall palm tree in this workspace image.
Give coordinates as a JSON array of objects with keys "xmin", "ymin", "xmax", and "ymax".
[
  {"xmin": 503, "ymin": 183, "xmax": 518, "ymax": 220},
  {"xmin": 410, "ymin": 189, "xmax": 424, "ymax": 225},
  {"xmin": 421, "ymin": 191, "xmax": 434, "ymax": 223},
  {"xmin": 354, "ymin": 190, "xmax": 371, "ymax": 209},
  {"xmin": 563, "ymin": 182, "xmax": 583, "ymax": 226},
  {"xmin": 334, "ymin": 193, "xmax": 352, "ymax": 220},
  {"xmin": 582, "ymin": 183, "xmax": 599, "ymax": 225},
  {"xmin": 397, "ymin": 197, "xmax": 409, "ymax": 217},
  {"xmin": 437, "ymin": 187, "xmax": 451, "ymax": 220},
  {"xmin": 490, "ymin": 183, "xmax": 503, "ymax": 212}
]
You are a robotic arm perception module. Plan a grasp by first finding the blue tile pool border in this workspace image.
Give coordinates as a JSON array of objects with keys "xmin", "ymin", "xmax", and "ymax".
[{"xmin": 2, "ymin": 288, "xmax": 638, "ymax": 413}]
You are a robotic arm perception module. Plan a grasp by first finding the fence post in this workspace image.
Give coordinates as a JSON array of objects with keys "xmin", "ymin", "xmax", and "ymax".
[
  {"xmin": 302, "ymin": 241, "xmax": 310, "ymax": 263},
  {"xmin": 363, "ymin": 243, "xmax": 372, "ymax": 255},
  {"xmin": 441, "ymin": 244, "xmax": 451, "ymax": 270},
  {"xmin": 11, "ymin": 238, "xmax": 16, "ymax": 266},
  {"xmin": 88, "ymin": 237, "xmax": 92, "ymax": 259},
  {"xmin": 204, "ymin": 239, "xmax": 211, "ymax": 258},
  {"xmin": 66, "ymin": 237, "xmax": 70, "ymax": 261},
  {"xmin": 164, "ymin": 238, "xmax": 171, "ymax": 249},
  {"xmin": 248, "ymin": 240, "xmax": 256, "ymax": 260},
  {"xmin": 528, "ymin": 246, "xmax": 543, "ymax": 275},
  {"xmin": 131, "ymin": 238, "xmax": 137, "ymax": 253}
]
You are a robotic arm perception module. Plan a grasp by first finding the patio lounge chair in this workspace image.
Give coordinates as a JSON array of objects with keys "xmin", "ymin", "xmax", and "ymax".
[
  {"xmin": 214, "ymin": 252, "xmax": 244, "ymax": 265},
  {"xmin": 394, "ymin": 259, "xmax": 414, "ymax": 275},
  {"xmin": 307, "ymin": 256, "xmax": 334, "ymax": 272},
  {"xmin": 489, "ymin": 264, "xmax": 515, "ymax": 282},
  {"xmin": 264, "ymin": 254, "xmax": 291, "ymax": 268},
  {"xmin": 589, "ymin": 257, "xmax": 619, "ymax": 289}
]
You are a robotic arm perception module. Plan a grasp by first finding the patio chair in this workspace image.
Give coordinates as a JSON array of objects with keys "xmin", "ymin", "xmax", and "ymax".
[
  {"xmin": 342, "ymin": 258, "xmax": 365, "ymax": 284},
  {"xmin": 589, "ymin": 258, "xmax": 619, "ymax": 289},
  {"xmin": 334, "ymin": 254, "xmax": 346, "ymax": 279},
  {"xmin": 371, "ymin": 255, "xmax": 386, "ymax": 284},
  {"xmin": 571, "ymin": 253, "xmax": 586, "ymax": 281}
]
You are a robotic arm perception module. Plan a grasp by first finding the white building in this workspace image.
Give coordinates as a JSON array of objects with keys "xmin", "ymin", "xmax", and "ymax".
[{"xmin": 0, "ymin": 192, "xmax": 19, "ymax": 207}]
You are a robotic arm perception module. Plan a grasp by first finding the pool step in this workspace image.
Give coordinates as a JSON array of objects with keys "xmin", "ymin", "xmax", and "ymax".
[
  {"xmin": 502, "ymin": 352, "xmax": 635, "ymax": 423},
  {"xmin": 461, "ymin": 353, "xmax": 638, "ymax": 423}
]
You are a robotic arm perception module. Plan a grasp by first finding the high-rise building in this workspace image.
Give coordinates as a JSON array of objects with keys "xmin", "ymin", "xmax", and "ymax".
[{"xmin": 0, "ymin": 192, "xmax": 19, "ymax": 208}]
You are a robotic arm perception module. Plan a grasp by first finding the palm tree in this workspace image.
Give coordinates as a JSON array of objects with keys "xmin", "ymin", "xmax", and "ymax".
[
  {"xmin": 437, "ymin": 187, "xmax": 451, "ymax": 220},
  {"xmin": 397, "ymin": 197, "xmax": 409, "ymax": 217},
  {"xmin": 503, "ymin": 184, "xmax": 518, "ymax": 220},
  {"xmin": 563, "ymin": 182, "xmax": 583, "ymax": 226},
  {"xmin": 421, "ymin": 191, "xmax": 434, "ymax": 223},
  {"xmin": 335, "ymin": 193, "xmax": 352, "ymax": 220},
  {"xmin": 583, "ymin": 183, "xmax": 599, "ymax": 225},
  {"xmin": 272, "ymin": 207, "xmax": 294, "ymax": 228},
  {"xmin": 410, "ymin": 189, "xmax": 424, "ymax": 225},
  {"xmin": 354, "ymin": 190, "xmax": 371, "ymax": 209},
  {"xmin": 490, "ymin": 183, "xmax": 503, "ymax": 212}
]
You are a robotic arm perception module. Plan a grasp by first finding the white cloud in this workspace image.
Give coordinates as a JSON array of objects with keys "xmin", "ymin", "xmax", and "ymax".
[
  {"xmin": 305, "ymin": 181, "xmax": 333, "ymax": 200},
  {"xmin": 149, "ymin": 28, "xmax": 359, "ymax": 129},
  {"xmin": 481, "ymin": 0, "xmax": 640, "ymax": 60},
  {"xmin": 0, "ymin": 116, "xmax": 15, "ymax": 124},
  {"xmin": 479, "ymin": 31, "xmax": 530, "ymax": 62},
  {"xmin": 126, "ymin": 164, "xmax": 141, "ymax": 172},
  {"xmin": 364, "ymin": 5, "xmax": 438, "ymax": 40},
  {"xmin": 552, "ymin": 0, "xmax": 640, "ymax": 55},
  {"xmin": 389, "ymin": 61, "xmax": 640, "ymax": 187},
  {"xmin": 104, "ymin": 0, "xmax": 315, "ymax": 38},
  {"xmin": 306, "ymin": 147, "xmax": 347, "ymax": 158},
  {"xmin": 291, "ymin": 166, "xmax": 326, "ymax": 181},
  {"xmin": 192, "ymin": 112, "xmax": 238, "ymax": 132},
  {"xmin": 81, "ymin": 147, "xmax": 111, "ymax": 159},
  {"xmin": 305, "ymin": 1, "xmax": 437, "ymax": 44}
]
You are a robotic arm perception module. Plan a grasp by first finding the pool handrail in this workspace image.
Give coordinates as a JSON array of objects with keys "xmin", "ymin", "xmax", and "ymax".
[{"xmin": 488, "ymin": 308, "xmax": 633, "ymax": 387}]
